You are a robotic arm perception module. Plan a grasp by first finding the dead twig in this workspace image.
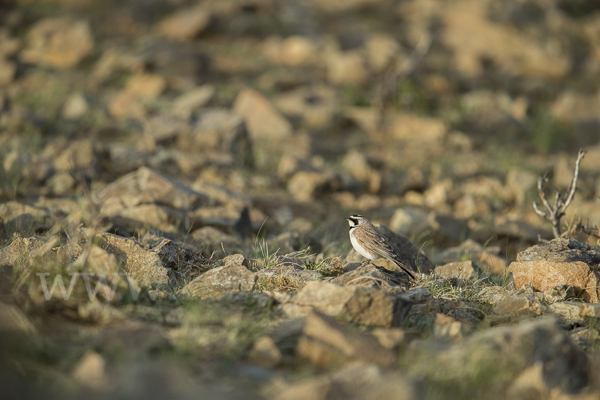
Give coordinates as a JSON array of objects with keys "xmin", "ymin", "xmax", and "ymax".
[
  {"xmin": 573, "ymin": 218, "xmax": 600, "ymax": 239},
  {"xmin": 533, "ymin": 149, "xmax": 586, "ymax": 239}
]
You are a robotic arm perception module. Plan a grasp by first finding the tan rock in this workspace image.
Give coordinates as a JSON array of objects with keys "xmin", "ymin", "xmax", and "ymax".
[
  {"xmin": 22, "ymin": 17, "xmax": 93, "ymax": 69},
  {"xmin": 287, "ymin": 171, "xmax": 340, "ymax": 202},
  {"xmin": 54, "ymin": 139, "xmax": 96, "ymax": 171},
  {"xmin": 434, "ymin": 260, "xmax": 480, "ymax": 280},
  {"xmin": 158, "ymin": 5, "xmax": 211, "ymax": 41},
  {"xmin": 263, "ymin": 36, "xmax": 317, "ymax": 67},
  {"xmin": 327, "ymin": 50, "xmax": 368, "ymax": 85},
  {"xmin": 232, "ymin": 88, "xmax": 292, "ymax": 141},
  {"xmin": 72, "ymin": 351, "xmax": 109, "ymax": 390},
  {"xmin": 0, "ymin": 201, "xmax": 55, "ymax": 236},
  {"xmin": 247, "ymin": 336, "xmax": 282, "ymax": 368},
  {"xmin": 509, "ymin": 260, "xmax": 600, "ymax": 302},
  {"xmin": 390, "ymin": 113, "xmax": 447, "ymax": 142},
  {"xmin": 442, "ymin": 0, "xmax": 570, "ymax": 79},
  {"xmin": 98, "ymin": 166, "xmax": 208, "ymax": 210},
  {"xmin": 434, "ymin": 313, "xmax": 467, "ymax": 340},
  {"xmin": 297, "ymin": 310, "xmax": 395, "ymax": 368},
  {"xmin": 282, "ymin": 281, "xmax": 405, "ymax": 327},
  {"xmin": 62, "ymin": 92, "xmax": 89, "ymax": 120},
  {"xmin": 0, "ymin": 58, "xmax": 16, "ymax": 85}
]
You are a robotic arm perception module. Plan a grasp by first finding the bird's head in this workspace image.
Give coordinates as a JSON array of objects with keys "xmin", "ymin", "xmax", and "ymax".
[{"xmin": 345, "ymin": 214, "xmax": 365, "ymax": 227}]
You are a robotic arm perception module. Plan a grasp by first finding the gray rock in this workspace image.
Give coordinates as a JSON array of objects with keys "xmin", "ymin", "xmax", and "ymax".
[
  {"xmin": 517, "ymin": 238, "xmax": 600, "ymax": 265},
  {"xmin": 172, "ymin": 85, "xmax": 215, "ymax": 118},
  {"xmin": 181, "ymin": 256, "xmax": 256, "ymax": 299}
]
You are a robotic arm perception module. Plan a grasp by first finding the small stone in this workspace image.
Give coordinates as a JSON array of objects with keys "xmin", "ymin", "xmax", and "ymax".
[
  {"xmin": 327, "ymin": 50, "xmax": 368, "ymax": 85},
  {"xmin": 297, "ymin": 310, "xmax": 395, "ymax": 368},
  {"xmin": 72, "ymin": 351, "xmax": 109, "ymax": 390},
  {"xmin": 158, "ymin": 5, "xmax": 211, "ymax": 41},
  {"xmin": 232, "ymin": 88, "xmax": 293, "ymax": 141},
  {"xmin": 0, "ymin": 58, "xmax": 16, "ymax": 86},
  {"xmin": 62, "ymin": 92, "xmax": 89, "ymax": 120},
  {"xmin": 172, "ymin": 85, "xmax": 215, "ymax": 117},
  {"xmin": 287, "ymin": 171, "xmax": 340, "ymax": 202},
  {"xmin": 434, "ymin": 260, "xmax": 480, "ymax": 280},
  {"xmin": 22, "ymin": 17, "xmax": 93, "ymax": 69},
  {"xmin": 434, "ymin": 313, "xmax": 467, "ymax": 340},
  {"xmin": 180, "ymin": 262, "xmax": 255, "ymax": 299},
  {"xmin": 247, "ymin": 336, "xmax": 282, "ymax": 369}
]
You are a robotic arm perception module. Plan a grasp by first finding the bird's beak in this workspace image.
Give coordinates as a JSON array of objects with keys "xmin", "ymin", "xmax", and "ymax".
[{"xmin": 344, "ymin": 217, "xmax": 350, "ymax": 221}]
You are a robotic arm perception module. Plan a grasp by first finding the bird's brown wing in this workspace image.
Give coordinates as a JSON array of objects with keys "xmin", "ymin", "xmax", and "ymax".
[{"xmin": 361, "ymin": 226, "xmax": 415, "ymax": 279}]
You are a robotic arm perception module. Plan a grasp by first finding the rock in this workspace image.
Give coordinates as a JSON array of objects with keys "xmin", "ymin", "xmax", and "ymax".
[
  {"xmin": 54, "ymin": 139, "xmax": 97, "ymax": 171},
  {"xmin": 434, "ymin": 313, "xmax": 469, "ymax": 340},
  {"xmin": 188, "ymin": 206, "xmax": 266, "ymax": 232},
  {"xmin": 274, "ymin": 85, "xmax": 338, "ymax": 129},
  {"xmin": 48, "ymin": 172, "xmax": 76, "ymax": 196},
  {"xmin": 247, "ymin": 336, "xmax": 282, "ymax": 369},
  {"xmin": 477, "ymin": 286, "xmax": 511, "ymax": 305},
  {"xmin": 280, "ymin": 281, "xmax": 410, "ymax": 327},
  {"xmin": 434, "ymin": 239, "xmax": 507, "ymax": 275},
  {"xmin": 442, "ymin": 0, "xmax": 570, "ymax": 79},
  {"xmin": 274, "ymin": 362, "xmax": 418, "ymax": 400},
  {"xmin": 509, "ymin": 260, "xmax": 599, "ymax": 303},
  {"xmin": 390, "ymin": 113, "xmax": 448, "ymax": 143},
  {"xmin": 389, "ymin": 207, "xmax": 430, "ymax": 236},
  {"xmin": 95, "ymin": 232, "xmax": 208, "ymax": 287},
  {"xmin": 327, "ymin": 50, "xmax": 368, "ymax": 85},
  {"xmin": 144, "ymin": 113, "xmax": 190, "ymax": 146},
  {"xmin": 22, "ymin": 17, "xmax": 94, "ymax": 68},
  {"xmin": 365, "ymin": 33, "xmax": 400, "ymax": 72},
  {"xmin": 0, "ymin": 201, "xmax": 55, "ymax": 236},
  {"xmin": 109, "ymin": 73, "xmax": 166, "ymax": 118},
  {"xmin": 232, "ymin": 88, "xmax": 292, "ymax": 141},
  {"xmin": 62, "ymin": 92, "xmax": 89, "ymax": 120},
  {"xmin": 0, "ymin": 302, "xmax": 40, "ymax": 355},
  {"xmin": 191, "ymin": 178, "xmax": 251, "ymax": 209},
  {"xmin": 99, "ymin": 166, "xmax": 208, "ymax": 211},
  {"xmin": 171, "ymin": 85, "xmax": 214, "ymax": 117},
  {"xmin": 331, "ymin": 262, "xmax": 410, "ymax": 293},
  {"xmin": 493, "ymin": 290, "xmax": 545, "ymax": 317},
  {"xmin": 256, "ymin": 264, "xmax": 321, "ymax": 292},
  {"xmin": 263, "ymin": 35, "xmax": 317, "ymax": 67},
  {"xmin": 190, "ymin": 226, "xmax": 240, "ymax": 254},
  {"xmin": 493, "ymin": 215, "xmax": 541, "ymax": 242},
  {"xmin": 180, "ymin": 257, "xmax": 255, "ymax": 299},
  {"xmin": 548, "ymin": 301, "xmax": 585, "ymax": 325},
  {"xmin": 440, "ymin": 318, "xmax": 587, "ymax": 394},
  {"xmin": 158, "ymin": 5, "xmax": 211, "ymax": 41},
  {"xmin": 0, "ymin": 58, "xmax": 16, "ymax": 86},
  {"xmin": 287, "ymin": 171, "xmax": 341, "ymax": 202},
  {"xmin": 505, "ymin": 168, "xmax": 537, "ymax": 206},
  {"xmin": 434, "ymin": 261, "xmax": 481, "ymax": 280},
  {"xmin": 180, "ymin": 108, "xmax": 254, "ymax": 167},
  {"xmin": 72, "ymin": 351, "xmax": 109, "ymax": 390},
  {"xmin": 342, "ymin": 150, "xmax": 375, "ymax": 185},
  {"xmin": 297, "ymin": 310, "xmax": 395, "ymax": 368}
]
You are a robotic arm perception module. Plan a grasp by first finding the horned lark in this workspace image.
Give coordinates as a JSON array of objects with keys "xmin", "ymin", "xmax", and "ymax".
[{"xmin": 346, "ymin": 214, "xmax": 415, "ymax": 279}]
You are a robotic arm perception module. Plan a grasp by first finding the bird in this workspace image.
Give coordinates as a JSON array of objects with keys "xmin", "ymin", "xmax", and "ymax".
[{"xmin": 345, "ymin": 214, "xmax": 415, "ymax": 280}]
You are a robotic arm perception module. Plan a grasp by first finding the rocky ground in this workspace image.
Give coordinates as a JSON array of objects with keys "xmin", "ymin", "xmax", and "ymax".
[{"xmin": 2, "ymin": 0, "xmax": 600, "ymax": 399}]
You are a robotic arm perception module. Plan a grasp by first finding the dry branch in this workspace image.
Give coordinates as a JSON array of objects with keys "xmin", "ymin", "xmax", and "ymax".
[{"xmin": 533, "ymin": 148, "xmax": 586, "ymax": 239}]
